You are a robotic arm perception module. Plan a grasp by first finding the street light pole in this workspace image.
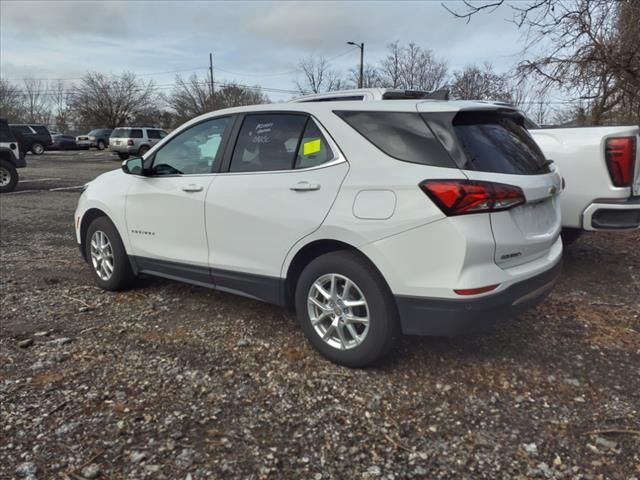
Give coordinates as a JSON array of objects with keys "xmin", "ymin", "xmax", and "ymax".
[{"xmin": 347, "ymin": 41, "xmax": 364, "ymax": 88}]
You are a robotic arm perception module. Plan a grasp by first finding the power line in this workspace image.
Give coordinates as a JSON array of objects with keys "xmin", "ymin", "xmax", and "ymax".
[{"xmin": 2, "ymin": 67, "xmax": 209, "ymax": 82}]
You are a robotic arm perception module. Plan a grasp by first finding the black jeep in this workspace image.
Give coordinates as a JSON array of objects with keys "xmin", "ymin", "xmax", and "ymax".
[{"xmin": 0, "ymin": 118, "xmax": 27, "ymax": 193}]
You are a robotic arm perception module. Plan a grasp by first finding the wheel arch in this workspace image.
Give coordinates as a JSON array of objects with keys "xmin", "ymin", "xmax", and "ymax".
[
  {"xmin": 283, "ymin": 239, "xmax": 391, "ymax": 308},
  {"xmin": 79, "ymin": 208, "xmax": 110, "ymax": 261}
]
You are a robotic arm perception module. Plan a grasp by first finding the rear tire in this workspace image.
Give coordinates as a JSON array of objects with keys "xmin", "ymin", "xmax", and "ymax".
[
  {"xmin": 117, "ymin": 153, "xmax": 130, "ymax": 160},
  {"xmin": 31, "ymin": 142, "xmax": 44, "ymax": 155},
  {"xmin": 97, "ymin": 140, "xmax": 105, "ymax": 150},
  {"xmin": 561, "ymin": 228, "xmax": 583, "ymax": 246},
  {"xmin": 295, "ymin": 250, "xmax": 400, "ymax": 367},
  {"xmin": 85, "ymin": 216, "xmax": 135, "ymax": 291},
  {"xmin": 0, "ymin": 160, "xmax": 18, "ymax": 193}
]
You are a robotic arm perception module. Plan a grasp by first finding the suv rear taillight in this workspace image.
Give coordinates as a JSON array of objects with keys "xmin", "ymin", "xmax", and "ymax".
[
  {"xmin": 605, "ymin": 137, "xmax": 636, "ymax": 187},
  {"xmin": 420, "ymin": 180, "xmax": 525, "ymax": 216},
  {"xmin": 127, "ymin": 139, "xmax": 134, "ymax": 146}
]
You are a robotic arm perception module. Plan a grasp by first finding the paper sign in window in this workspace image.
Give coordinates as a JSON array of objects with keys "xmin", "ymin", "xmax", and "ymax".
[{"xmin": 303, "ymin": 139, "xmax": 321, "ymax": 155}]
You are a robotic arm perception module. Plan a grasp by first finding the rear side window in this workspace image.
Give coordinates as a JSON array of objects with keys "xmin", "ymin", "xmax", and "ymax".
[
  {"xmin": 130, "ymin": 129, "xmax": 143, "ymax": 139},
  {"xmin": 230, "ymin": 114, "xmax": 307, "ymax": 172},
  {"xmin": 31, "ymin": 126, "xmax": 49, "ymax": 135},
  {"xmin": 451, "ymin": 111, "xmax": 549, "ymax": 175},
  {"xmin": 295, "ymin": 120, "xmax": 334, "ymax": 169},
  {"xmin": 334, "ymin": 111, "xmax": 455, "ymax": 168},
  {"xmin": 147, "ymin": 129, "xmax": 162, "ymax": 139}
]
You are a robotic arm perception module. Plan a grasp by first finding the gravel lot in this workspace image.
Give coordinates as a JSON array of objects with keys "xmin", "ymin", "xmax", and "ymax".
[{"xmin": 1, "ymin": 151, "xmax": 639, "ymax": 480}]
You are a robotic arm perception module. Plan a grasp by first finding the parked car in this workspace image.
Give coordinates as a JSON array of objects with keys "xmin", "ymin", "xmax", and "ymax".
[
  {"xmin": 291, "ymin": 89, "xmax": 640, "ymax": 243},
  {"xmin": 76, "ymin": 129, "xmax": 113, "ymax": 150},
  {"xmin": 8, "ymin": 124, "xmax": 53, "ymax": 155},
  {"xmin": 0, "ymin": 118, "xmax": 26, "ymax": 193},
  {"xmin": 527, "ymin": 122, "xmax": 639, "ymax": 243},
  {"xmin": 49, "ymin": 131, "xmax": 77, "ymax": 150},
  {"xmin": 109, "ymin": 127, "xmax": 167, "ymax": 160},
  {"xmin": 75, "ymin": 100, "xmax": 563, "ymax": 367}
]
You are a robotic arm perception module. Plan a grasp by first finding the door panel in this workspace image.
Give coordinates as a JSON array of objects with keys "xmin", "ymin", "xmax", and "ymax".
[
  {"xmin": 125, "ymin": 175, "xmax": 215, "ymax": 268},
  {"xmin": 206, "ymin": 162, "xmax": 349, "ymax": 277}
]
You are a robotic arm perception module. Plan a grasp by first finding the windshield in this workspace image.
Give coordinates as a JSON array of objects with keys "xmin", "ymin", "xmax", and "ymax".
[{"xmin": 88, "ymin": 129, "xmax": 101, "ymax": 136}]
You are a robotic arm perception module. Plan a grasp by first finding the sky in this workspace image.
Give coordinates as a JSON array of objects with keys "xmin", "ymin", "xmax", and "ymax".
[{"xmin": 0, "ymin": 0, "xmax": 528, "ymax": 102}]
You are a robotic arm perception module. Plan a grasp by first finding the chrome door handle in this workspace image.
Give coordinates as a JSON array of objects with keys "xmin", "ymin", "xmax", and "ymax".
[
  {"xmin": 290, "ymin": 181, "xmax": 320, "ymax": 192},
  {"xmin": 182, "ymin": 184, "xmax": 204, "ymax": 193}
]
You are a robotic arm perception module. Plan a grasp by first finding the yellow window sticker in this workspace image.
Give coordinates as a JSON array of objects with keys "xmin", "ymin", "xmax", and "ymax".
[{"xmin": 303, "ymin": 139, "xmax": 321, "ymax": 155}]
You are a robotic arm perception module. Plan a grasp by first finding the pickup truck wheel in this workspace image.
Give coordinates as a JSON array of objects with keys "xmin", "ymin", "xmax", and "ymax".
[
  {"xmin": 31, "ymin": 142, "xmax": 45, "ymax": 155},
  {"xmin": 97, "ymin": 140, "xmax": 105, "ymax": 150},
  {"xmin": 0, "ymin": 160, "xmax": 18, "ymax": 193},
  {"xmin": 295, "ymin": 250, "xmax": 400, "ymax": 367},
  {"xmin": 117, "ymin": 153, "xmax": 130, "ymax": 160},
  {"xmin": 85, "ymin": 216, "xmax": 135, "ymax": 291},
  {"xmin": 561, "ymin": 228, "xmax": 583, "ymax": 246}
]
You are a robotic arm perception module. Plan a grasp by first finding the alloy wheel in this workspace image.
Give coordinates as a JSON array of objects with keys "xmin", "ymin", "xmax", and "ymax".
[
  {"xmin": 90, "ymin": 230, "xmax": 115, "ymax": 281},
  {"xmin": 307, "ymin": 273, "xmax": 370, "ymax": 350}
]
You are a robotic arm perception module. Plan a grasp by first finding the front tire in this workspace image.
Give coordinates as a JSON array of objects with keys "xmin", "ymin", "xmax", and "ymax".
[
  {"xmin": 85, "ymin": 217, "xmax": 135, "ymax": 291},
  {"xmin": 31, "ymin": 142, "xmax": 45, "ymax": 155},
  {"xmin": 0, "ymin": 160, "xmax": 18, "ymax": 193},
  {"xmin": 295, "ymin": 251, "xmax": 400, "ymax": 367}
]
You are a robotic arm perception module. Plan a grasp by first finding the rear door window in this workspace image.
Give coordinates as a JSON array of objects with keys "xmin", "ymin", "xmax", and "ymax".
[
  {"xmin": 334, "ymin": 111, "xmax": 455, "ymax": 168},
  {"xmin": 111, "ymin": 128, "xmax": 129, "ymax": 138},
  {"xmin": 147, "ymin": 129, "xmax": 162, "ymax": 139},
  {"xmin": 450, "ymin": 111, "xmax": 549, "ymax": 175},
  {"xmin": 230, "ymin": 114, "xmax": 307, "ymax": 172}
]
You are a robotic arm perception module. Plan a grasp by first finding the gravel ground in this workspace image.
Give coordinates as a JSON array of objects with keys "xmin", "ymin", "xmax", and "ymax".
[{"xmin": 1, "ymin": 152, "xmax": 639, "ymax": 480}]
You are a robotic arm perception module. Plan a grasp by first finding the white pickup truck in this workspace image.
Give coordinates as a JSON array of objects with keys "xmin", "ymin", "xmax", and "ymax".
[
  {"xmin": 291, "ymin": 89, "xmax": 640, "ymax": 243},
  {"xmin": 527, "ymin": 124, "xmax": 640, "ymax": 243}
]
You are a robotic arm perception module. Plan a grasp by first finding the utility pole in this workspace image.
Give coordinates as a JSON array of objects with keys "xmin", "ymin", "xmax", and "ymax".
[
  {"xmin": 209, "ymin": 52, "xmax": 215, "ymax": 110},
  {"xmin": 347, "ymin": 41, "xmax": 364, "ymax": 88}
]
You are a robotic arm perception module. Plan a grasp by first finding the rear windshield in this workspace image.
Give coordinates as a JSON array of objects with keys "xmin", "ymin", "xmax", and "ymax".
[
  {"xmin": 334, "ymin": 111, "xmax": 455, "ymax": 168},
  {"xmin": 450, "ymin": 111, "xmax": 549, "ymax": 175},
  {"xmin": 111, "ymin": 128, "xmax": 142, "ymax": 138}
]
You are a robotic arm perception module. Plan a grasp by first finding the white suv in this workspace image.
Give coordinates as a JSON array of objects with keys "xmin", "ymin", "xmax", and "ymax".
[{"xmin": 75, "ymin": 100, "xmax": 563, "ymax": 366}]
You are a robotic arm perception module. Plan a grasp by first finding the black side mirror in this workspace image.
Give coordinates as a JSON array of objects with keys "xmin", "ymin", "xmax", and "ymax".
[{"xmin": 122, "ymin": 157, "xmax": 145, "ymax": 175}]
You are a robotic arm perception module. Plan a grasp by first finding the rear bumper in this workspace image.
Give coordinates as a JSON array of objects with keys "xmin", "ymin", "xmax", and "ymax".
[
  {"xmin": 110, "ymin": 145, "xmax": 136, "ymax": 153},
  {"xmin": 582, "ymin": 197, "xmax": 640, "ymax": 230},
  {"xmin": 395, "ymin": 259, "xmax": 562, "ymax": 336}
]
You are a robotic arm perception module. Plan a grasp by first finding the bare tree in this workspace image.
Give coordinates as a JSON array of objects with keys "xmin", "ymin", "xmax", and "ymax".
[
  {"xmin": 0, "ymin": 78, "xmax": 25, "ymax": 121},
  {"xmin": 50, "ymin": 80, "xmax": 74, "ymax": 131},
  {"xmin": 379, "ymin": 42, "xmax": 449, "ymax": 91},
  {"xmin": 450, "ymin": 63, "xmax": 512, "ymax": 101},
  {"xmin": 347, "ymin": 64, "xmax": 382, "ymax": 89},
  {"xmin": 166, "ymin": 74, "xmax": 211, "ymax": 125},
  {"xmin": 23, "ymin": 78, "xmax": 50, "ymax": 124},
  {"xmin": 69, "ymin": 72, "xmax": 157, "ymax": 128},
  {"xmin": 296, "ymin": 56, "xmax": 343, "ymax": 94},
  {"xmin": 166, "ymin": 74, "xmax": 268, "ymax": 126},
  {"xmin": 445, "ymin": 0, "xmax": 640, "ymax": 124},
  {"xmin": 380, "ymin": 41, "xmax": 403, "ymax": 88}
]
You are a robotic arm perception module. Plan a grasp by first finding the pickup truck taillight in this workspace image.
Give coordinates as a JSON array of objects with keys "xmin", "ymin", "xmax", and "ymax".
[
  {"xmin": 605, "ymin": 137, "xmax": 636, "ymax": 187},
  {"xmin": 419, "ymin": 180, "xmax": 525, "ymax": 216}
]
